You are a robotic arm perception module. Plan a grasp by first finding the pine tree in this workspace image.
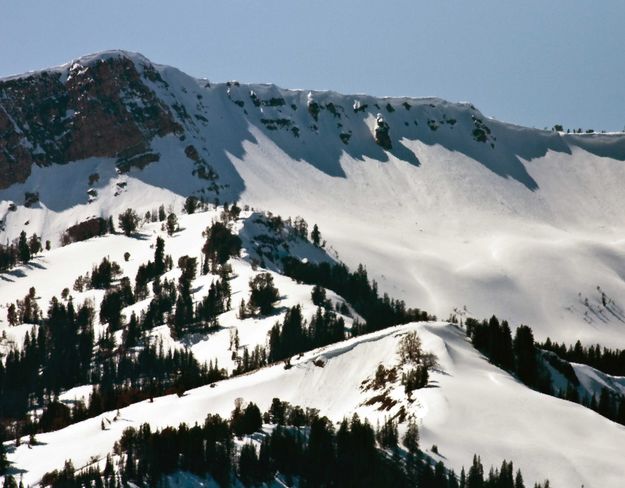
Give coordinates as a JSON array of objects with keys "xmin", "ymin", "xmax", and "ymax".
[
  {"xmin": 118, "ymin": 209, "xmax": 139, "ymax": 236},
  {"xmin": 154, "ymin": 237, "xmax": 165, "ymax": 275},
  {"xmin": 107, "ymin": 216, "xmax": 116, "ymax": 234},
  {"xmin": 376, "ymin": 416, "xmax": 398, "ymax": 449},
  {"xmin": 467, "ymin": 455, "xmax": 484, "ymax": 488},
  {"xmin": 125, "ymin": 312, "xmax": 141, "ymax": 348},
  {"xmin": 7, "ymin": 303, "xmax": 18, "ymax": 326},
  {"xmin": 311, "ymin": 284, "xmax": 326, "ymax": 307},
  {"xmin": 184, "ymin": 196, "xmax": 199, "ymax": 214},
  {"xmin": 173, "ymin": 256, "xmax": 197, "ymax": 335},
  {"xmin": 158, "ymin": 205, "xmax": 166, "ymax": 222},
  {"xmin": 202, "ymin": 221, "xmax": 242, "ymax": 270},
  {"xmin": 434, "ymin": 461, "xmax": 448, "ymax": 488},
  {"xmin": 28, "ymin": 233, "xmax": 41, "ymax": 256},
  {"xmin": 238, "ymin": 443, "xmax": 259, "ymax": 485},
  {"xmin": 500, "ymin": 320, "xmax": 514, "ymax": 371},
  {"xmin": 514, "ymin": 325, "xmax": 537, "ymax": 386},
  {"xmin": 305, "ymin": 416, "xmax": 336, "ymax": 485},
  {"xmin": 402, "ymin": 418, "xmax": 419, "ymax": 455},
  {"xmin": 166, "ymin": 213, "xmax": 178, "ymax": 236},
  {"xmin": 18, "ymin": 230, "xmax": 30, "ymax": 263},
  {"xmin": 311, "ymin": 224, "xmax": 321, "ymax": 246},
  {"xmin": 514, "ymin": 469, "xmax": 526, "ymax": 488},
  {"xmin": 248, "ymin": 273, "xmax": 279, "ymax": 316}
]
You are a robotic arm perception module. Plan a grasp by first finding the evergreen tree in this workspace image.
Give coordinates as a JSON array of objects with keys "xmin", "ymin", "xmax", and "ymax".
[
  {"xmin": 124, "ymin": 312, "xmax": 141, "ymax": 348},
  {"xmin": 305, "ymin": 416, "xmax": 336, "ymax": 485},
  {"xmin": 376, "ymin": 416, "xmax": 398, "ymax": 449},
  {"xmin": 91, "ymin": 257, "xmax": 121, "ymax": 289},
  {"xmin": 118, "ymin": 209, "xmax": 139, "ymax": 236},
  {"xmin": 402, "ymin": 418, "xmax": 419, "ymax": 455},
  {"xmin": 311, "ymin": 284, "xmax": 326, "ymax": 307},
  {"xmin": 28, "ymin": 233, "xmax": 42, "ymax": 256},
  {"xmin": 154, "ymin": 237, "xmax": 166, "ymax": 275},
  {"xmin": 500, "ymin": 320, "xmax": 515, "ymax": 371},
  {"xmin": 269, "ymin": 305, "xmax": 305, "ymax": 361},
  {"xmin": 6, "ymin": 303, "xmax": 18, "ymax": 326},
  {"xmin": 248, "ymin": 273, "xmax": 279, "ymax": 316},
  {"xmin": 158, "ymin": 205, "xmax": 166, "ymax": 222},
  {"xmin": 18, "ymin": 230, "xmax": 30, "ymax": 263},
  {"xmin": 434, "ymin": 461, "xmax": 448, "ymax": 488},
  {"xmin": 514, "ymin": 470, "xmax": 526, "ymax": 488},
  {"xmin": 100, "ymin": 289, "xmax": 124, "ymax": 330},
  {"xmin": 238, "ymin": 443, "xmax": 259, "ymax": 486},
  {"xmin": 184, "ymin": 196, "xmax": 199, "ymax": 214},
  {"xmin": 231, "ymin": 401, "xmax": 262, "ymax": 436},
  {"xmin": 467, "ymin": 455, "xmax": 484, "ymax": 488},
  {"xmin": 311, "ymin": 224, "xmax": 321, "ymax": 246},
  {"xmin": 499, "ymin": 460, "xmax": 514, "ymax": 488},
  {"xmin": 514, "ymin": 325, "xmax": 537, "ymax": 386},
  {"xmin": 107, "ymin": 216, "xmax": 115, "ymax": 234},
  {"xmin": 202, "ymin": 221, "xmax": 242, "ymax": 271},
  {"xmin": 238, "ymin": 298, "xmax": 247, "ymax": 319},
  {"xmin": 166, "ymin": 213, "xmax": 178, "ymax": 236}
]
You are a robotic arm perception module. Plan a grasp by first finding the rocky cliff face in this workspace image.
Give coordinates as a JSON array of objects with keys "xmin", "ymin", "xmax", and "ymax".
[{"xmin": 0, "ymin": 53, "xmax": 182, "ymax": 189}]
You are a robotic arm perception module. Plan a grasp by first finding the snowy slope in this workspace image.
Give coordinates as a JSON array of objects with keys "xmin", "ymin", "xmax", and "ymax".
[
  {"xmin": 2, "ymin": 50, "xmax": 625, "ymax": 348},
  {"xmin": 0, "ymin": 208, "xmax": 347, "ymax": 373},
  {"xmin": 5, "ymin": 322, "xmax": 625, "ymax": 487},
  {"xmin": 2, "ymin": 51, "xmax": 625, "ymax": 487},
  {"xmin": 573, "ymin": 362, "xmax": 625, "ymax": 398}
]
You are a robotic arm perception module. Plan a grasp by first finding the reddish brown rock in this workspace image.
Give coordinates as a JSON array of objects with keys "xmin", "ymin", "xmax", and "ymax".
[{"xmin": 0, "ymin": 54, "xmax": 183, "ymax": 189}]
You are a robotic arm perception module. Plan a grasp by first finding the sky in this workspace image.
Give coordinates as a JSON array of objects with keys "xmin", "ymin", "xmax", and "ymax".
[{"xmin": 1, "ymin": 0, "xmax": 624, "ymax": 131}]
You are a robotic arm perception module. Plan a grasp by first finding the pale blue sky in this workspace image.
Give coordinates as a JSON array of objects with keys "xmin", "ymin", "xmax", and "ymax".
[{"xmin": 1, "ymin": 1, "xmax": 624, "ymax": 131}]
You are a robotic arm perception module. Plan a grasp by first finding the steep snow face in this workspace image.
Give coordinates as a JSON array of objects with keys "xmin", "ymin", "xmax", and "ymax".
[
  {"xmin": 6, "ymin": 322, "xmax": 625, "ymax": 488},
  {"xmin": 2, "ymin": 50, "xmax": 625, "ymax": 347},
  {"xmin": 234, "ymin": 132, "xmax": 625, "ymax": 347}
]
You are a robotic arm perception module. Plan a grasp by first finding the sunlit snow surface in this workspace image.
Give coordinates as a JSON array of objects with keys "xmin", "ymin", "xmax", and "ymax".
[{"xmin": 2, "ymin": 51, "xmax": 625, "ymax": 485}]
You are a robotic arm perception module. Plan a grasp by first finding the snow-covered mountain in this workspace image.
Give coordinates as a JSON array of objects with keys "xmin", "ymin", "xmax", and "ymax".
[
  {"xmin": 2, "ymin": 50, "xmax": 625, "ymax": 347},
  {"xmin": 10, "ymin": 320, "xmax": 625, "ymax": 488},
  {"xmin": 2, "ymin": 50, "xmax": 625, "ymax": 486}
]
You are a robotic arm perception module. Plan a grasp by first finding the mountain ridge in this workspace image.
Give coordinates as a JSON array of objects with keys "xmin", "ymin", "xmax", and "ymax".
[
  {"xmin": 2, "ymin": 50, "xmax": 625, "ymax": 348},
  {"xmin": 3, "ymin": 50, "xmax": 624, "ymax": 194}
]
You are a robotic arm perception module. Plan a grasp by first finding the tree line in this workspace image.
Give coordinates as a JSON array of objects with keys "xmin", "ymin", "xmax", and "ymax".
[
  {"xmin": 35, "ymin": 398, "xmax": 548, "ymax": 488},
  {"xmin": 282, "ymin": 257, "xmax": 433, "ymax": 332},
  {"xmin": 0, "ymin": 230, "xmax": 43, "ymax": 272},
  {"xmin": 539, "ymin": 337, "xmax": 625, "ymax": 377},
  {"xmin": 466, "ymin": 316, "xmax": 625, "ymax": 426}
]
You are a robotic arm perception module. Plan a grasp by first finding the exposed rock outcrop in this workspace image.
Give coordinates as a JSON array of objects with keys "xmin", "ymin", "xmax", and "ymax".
[
  {"xmin": 0, "ymin": 53, "xmax": 182, "ymax": 189},
  {"xmin": 374, "ymin": 113, "xmax": 392, "ymax": 150}
]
